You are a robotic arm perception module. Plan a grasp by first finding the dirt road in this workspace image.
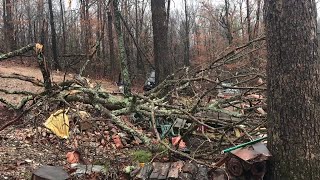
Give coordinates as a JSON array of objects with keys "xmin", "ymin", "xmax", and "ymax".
[{"xmin": 0, "ymin": 61, "xmax": 120, "ymax": 105}]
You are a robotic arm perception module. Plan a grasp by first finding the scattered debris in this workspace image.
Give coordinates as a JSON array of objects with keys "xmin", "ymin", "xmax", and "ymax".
[
  {"xmin": 112, "ymin": 134, "xmax": 124, "ymax": 149},
  {"xmin": 143, "ymin": 70, "xmax": 156, "ymax": 91},
  {"xmin": 66, "ymin": 151, "xmax": 80, "ymax": 164},
  {"xmin": 0, "ymin": 37, "xmax": 267, "ymax": 179},
  {"xmin": 44, "ymin": 109, "xmax": 69, "ymax": 139},
  {"xmin": 172, "ymin": 136, "xmax": 187, "ymax": 149},
  {"xmin": 32, "ymin": 165, "xmax": 69, "ymax": 180},
  {"xmin": 224, "ymin": 138, "xmax": 271, "ymax": 179},
  {"xmin": 70, "ymin": 163, "xmax": 107, "ymax": 175}
]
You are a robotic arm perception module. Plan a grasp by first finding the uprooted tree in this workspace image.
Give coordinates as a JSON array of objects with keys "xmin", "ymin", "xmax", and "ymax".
[{"xmin": 0, "ymin": 37, "xmax": 266, "ymax": 166}]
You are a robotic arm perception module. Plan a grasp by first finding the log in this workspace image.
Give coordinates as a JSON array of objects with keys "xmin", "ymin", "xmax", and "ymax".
[
  {"xmin": 0, "ymin": 73, "xmax": 43, "ymax": 87},
  {"xmin": 0, "ymin": 43, "xmax": 36, "ymax": 60},
  {"xmin": 0, "ymin": 43, "xmax": 52, "ymax": 91}
]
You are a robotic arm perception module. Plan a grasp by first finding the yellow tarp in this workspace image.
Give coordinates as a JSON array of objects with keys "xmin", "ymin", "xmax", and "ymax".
[{"xmin": 44, "ymin": 109, "xmax": 69, "ymax": 139}]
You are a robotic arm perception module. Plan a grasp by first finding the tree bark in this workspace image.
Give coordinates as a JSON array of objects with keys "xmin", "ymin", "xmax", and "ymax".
[
  {"xmin": 265, "ymin": 0, "xmax": 320, "ymax": 179},
  {"xmin": 107, "ymin": 7, "xmax": 116, "ymax": 78},
  {"xmin": 48, "ymin": 0, "xmax": 61, "ymax": 70},
  {"xmin": 151, "ymin": 0, "xmax": 171, "ymax": 84}
]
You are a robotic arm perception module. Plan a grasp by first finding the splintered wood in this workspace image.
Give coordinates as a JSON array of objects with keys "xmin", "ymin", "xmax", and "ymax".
[{"xmin": 133, "ymin": 161, "xmax": 214, "ymax": 180}]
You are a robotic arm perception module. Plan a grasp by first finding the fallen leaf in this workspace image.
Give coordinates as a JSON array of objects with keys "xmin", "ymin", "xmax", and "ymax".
[
  {"xmin": 66, "ymin": 151, "xmax": 80, "ymax": 164},
  {"xmin": 234, "ymin": 128, "xmax": 241, "ymax": 138},
  {"xmin": 112, "ymin": 134, "xmax": 123, "ymax": 149}
]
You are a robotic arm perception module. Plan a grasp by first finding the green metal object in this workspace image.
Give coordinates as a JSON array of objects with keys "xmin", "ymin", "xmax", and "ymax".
[
  {"xmin": 160, "ymin": 124, "xmax": 178, "ymax": 138},
  {"xmin": 222, "ymin": 137, "xmax": 267, "ymax": 154}
]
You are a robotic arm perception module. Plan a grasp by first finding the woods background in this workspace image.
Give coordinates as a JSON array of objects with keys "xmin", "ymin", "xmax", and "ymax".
[{"xmin": 0, "ymin": 0, "xmax": 268, "ymax": 83}]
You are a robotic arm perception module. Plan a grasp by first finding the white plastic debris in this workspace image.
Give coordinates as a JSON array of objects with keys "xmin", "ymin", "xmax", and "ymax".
[{"xmin": 70, "ymin": 163, "xmax": 107, "ymax": 175}]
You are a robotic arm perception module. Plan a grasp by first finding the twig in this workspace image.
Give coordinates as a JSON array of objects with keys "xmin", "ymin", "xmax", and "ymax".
[
  {"xmin": 0, "ymin": 73, "xmax": 43, "ymax": 87},
  {"xmin": 232, "ymin": 120, "xmax": 267, "ymax": 143},
  {"xmin": 0, "ymin": 88, "xmax": 36, "ymax": 96},
  {"xmin": 160, "ymin": 140, "xmax": 217, "ymax": 169},
  {"xmin": 0, "ymin": 100, "xmax": 36, "ymax": 131}
]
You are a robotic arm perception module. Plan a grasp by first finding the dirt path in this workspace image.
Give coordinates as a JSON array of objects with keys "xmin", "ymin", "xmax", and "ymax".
[{"xmin": 0, "ymin": 61, "xmax": 121, "ymax": 105}]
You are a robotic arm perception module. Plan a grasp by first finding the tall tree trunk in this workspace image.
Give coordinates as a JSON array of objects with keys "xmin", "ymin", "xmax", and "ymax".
[
  {"xmin": 183, "ymin": 0, "xmax": 190, "ymax": 66},
  {"xmin": 107, "ymin": 8, "xmax": 116, "ymax": 77},
  {"xmin": 265, "ymin": 0, "xmax": 320, "ymax": 179},
  {"xmin": 3, "ymin": 0, "xmax": 15, "ymax": 51},
  {"xmin": 48, "ymin": 0, "xmax": 61, "ymax": 70},
  {"xmin": 59, "ymin": 0, "xmax": 66, "ymax": 54},
  {"xmin": 85, "ymin": 0, "xmax": 91, "ymax": 53},
  {"xmin": 246, "ymin": 0, "xmax": 251, "ymax": 41},
  {"xmin": 253, "ymin": 0, "xmax": 261, "ymax": 38},
  {"xmin": 151, "ymin": 0, "xmax": 171, "ymax": 84},
  {"xmin": 224, "ymin": 0, "xmax": 233, "ymax": 44},
  {"xmin": 26, "ymin": 1, "xmax": 33, "ymax": 43},
  {"xmin": 80, "ymin": 0, "xmax": 90, "ymax": 55},
  {"xmin": 135, "ymin": 0, "xmax": 144, "ymax": 74},
  {"xmin": 113, "ymin": 0, "xmax": 131, "ymax": 95},
  {"xmin": 96, "ymin": 0, "xmax": 102, "ymax": 58},
  {"xmin": 239, "ymin": 0, "xmax": 245, "ymax": 40}
]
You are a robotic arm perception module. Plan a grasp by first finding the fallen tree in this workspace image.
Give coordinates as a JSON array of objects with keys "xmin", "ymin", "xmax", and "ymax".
[{"xmin": 0, "ymin": 38, "xmax": 267, "ymax": 166}]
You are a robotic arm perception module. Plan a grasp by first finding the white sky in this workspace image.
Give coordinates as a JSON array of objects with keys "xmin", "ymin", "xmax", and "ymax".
[{"xmin": 64, "ymin": 0, "xmax": 224, "ymax": 10}]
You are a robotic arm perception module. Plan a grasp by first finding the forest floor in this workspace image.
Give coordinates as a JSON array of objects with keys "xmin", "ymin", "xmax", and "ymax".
[
  {"xmin": 0, "ymin": 60, "xmax": 263, "ymax": 179},
  {"xmin": 0, "ymin": 60, "xmax": 145, "ymax": 179}
]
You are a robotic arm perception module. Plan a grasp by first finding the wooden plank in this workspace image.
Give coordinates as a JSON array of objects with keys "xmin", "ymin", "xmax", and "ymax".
[
  {"xmin": 167, "ymin": 161, "xmax": 184, "ymax": 179},
  {"xmin": 158, "ymin": 163, "xmax": 171, "ymax": 179},
  {"xmin": 182, "ymin": 162, "xmax": 198, "ymax": 174},
  {"xmin": 195, "ymin": 165, "xmax": 209, "ymax": 180},
  {"xmin": 135, "ymin": 163, "xmax": 153, "ymax": 180},
  {"xmin": 149, "ymin": 162, "xmax": 162, "ymax": 180},
  {"xmin": 178, "ymin": 173, "xmax": 193, "ymax": 180},
  {"xmin": 32, "ymin": 165, "xmax": 69, "ymax": 180}
]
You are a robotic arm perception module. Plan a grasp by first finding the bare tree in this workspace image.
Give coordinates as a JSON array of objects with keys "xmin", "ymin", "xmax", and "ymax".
[
  {"xmin": 113, "ymin": 0, "xmax": 131, "ymax": 95},
  {"xmin": 246, "ymin": 0, "xmax": 251, "ymax": 41},
  {"xmin": 107, "ymin": 5, "xmax": 117, "ymax": 78},
  {"xmin": 224, "ymin": 0, "xmax": 233, "ymax": 44},
  {"xmin": 59, "ymin": 0, "xmax": 66, "ymax": 54},
  {"xmin": 183, "ymin": 0, "xmax": 190, "ymax": 66},
  {"xmin": 48, "ymin": 0, "xmax": 61, "ymax": 70}
]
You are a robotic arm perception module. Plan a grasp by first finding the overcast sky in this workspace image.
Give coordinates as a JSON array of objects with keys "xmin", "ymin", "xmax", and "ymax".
[{"xmin": 65, "ymin": 0, "xmax": 225, "ymax": 10}]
